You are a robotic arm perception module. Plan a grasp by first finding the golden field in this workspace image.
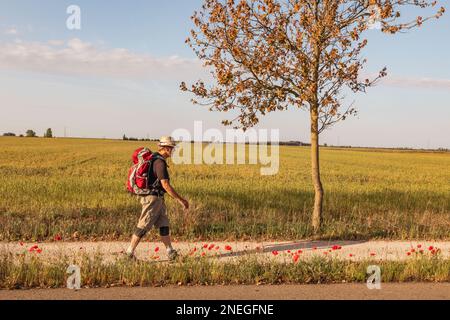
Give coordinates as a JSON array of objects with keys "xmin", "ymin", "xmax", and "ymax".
[{"xmin": 0, "ymin": 137, "xmax": 449, "ymax": 241}]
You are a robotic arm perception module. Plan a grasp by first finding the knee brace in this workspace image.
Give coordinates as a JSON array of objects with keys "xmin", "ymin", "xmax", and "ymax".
[
  {"xmin": 159, "ymin": 226, "xmax": 170, "ymax": 237},
  {"xmin": 134, "ymin": 228, "xmax": 148, "ymax": 238}
]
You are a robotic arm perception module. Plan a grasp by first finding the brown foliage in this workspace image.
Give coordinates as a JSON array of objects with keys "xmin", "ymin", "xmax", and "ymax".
[{"xmin": 181, "ymin": 0, "xmax": 444, "ymax": 132}]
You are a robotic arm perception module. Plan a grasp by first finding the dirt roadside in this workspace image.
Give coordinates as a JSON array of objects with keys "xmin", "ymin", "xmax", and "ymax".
[{"xmin": 1, "ymin": 283, "xmax": 449, "ymax": 300}]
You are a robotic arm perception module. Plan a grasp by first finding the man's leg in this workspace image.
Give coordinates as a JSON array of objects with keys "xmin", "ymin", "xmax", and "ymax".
[
  {"xmin": 160, "ymin": 227, "xmax": 174, "ymax": 252},
  {"xmin": 158, "ymin": 207, "xmax": 177, "ymax": 260},
  {"xmin": 127, "ymin": 196, "xmax": 159, "ymax": 258},
  {"xmin": 126, "ymin": 229, "xmax": 146, "ymax": 257}
]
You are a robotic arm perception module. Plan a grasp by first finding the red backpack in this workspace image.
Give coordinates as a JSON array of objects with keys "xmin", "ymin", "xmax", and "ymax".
[{"xmin": 126, "ymin": 147, "xmax": 163, "ymax": 195}]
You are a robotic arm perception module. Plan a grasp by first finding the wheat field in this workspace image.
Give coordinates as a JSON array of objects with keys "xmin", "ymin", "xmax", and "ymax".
[{"xmin": 0, "ymin": 137, "xmax": 449, "ymax": 241}]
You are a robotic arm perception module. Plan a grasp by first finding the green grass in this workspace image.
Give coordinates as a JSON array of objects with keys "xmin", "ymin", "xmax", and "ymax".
[
  {"xmin": 0, "ymin": 137, "xmax": 449, "ymax": 241},
  {"xmin": 1, "ymin": 251, "xmax": 448, "ymax": 289}
]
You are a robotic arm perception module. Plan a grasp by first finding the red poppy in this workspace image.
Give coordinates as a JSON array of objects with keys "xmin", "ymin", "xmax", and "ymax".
[
  {"xmin": 203, "ymin": 244, "xmax": 208, "ymax": 249},
  {"xmin": 293, "ymin": 254, "xmax": 300, "ymax": 263},
  {"xmin": 36, "ymin": 249, "xmax": 42, "ymax": 254},
  {"xmin": 208, "ymin": 244, "xmax": 215, "ymax": 251},
  {"xmin": 407, "ymin": 252, "xmax": 411, "ymax": 256},
  {"xmin": 349, "ymin": 254, "xmax": 354, "ymax": 257},
  {"xmin": 225, "ymin": 245, "xmax": 232, "ymax": 251},
  {"xmin": 332, "ymin": 245, "xmax": 340, "ymax": 251},
  {"xmin": 313, "ymin": 247, "xmax": 317, "ymax": 250},
  {"xmin": 287, "ymin": 250, "xmax": 291, "ymax": 254},
  {"xmin": 370, "ymin": 253, "xmax": 376, "ymax": 257},
  {"xmin": 201, "ymin": 252, "xmax": 206, "ymax": 257},
  {"xmin": 323, "ymin": 252, "xmax": 328, "ymax": 255},
  {"xmin": 153, "ymin": 256, "xmax": 160, "ymax": 260},
  {"xmin": 431, "ymin": 250, "xmax": 436, "ymax": 255},
  {"xmin": 272, "ymin": 251, "xmax": 279, "ymax": 256},
  {"xmin": 215, "ymin": 246, "xmax": 220, "ymax": 250},
  {"xmin": 417, "ymin": 244, "xmax": 422, "ymax": 248},
  {"xmin": 19, "ymin": 241, "xmax": 24, "ymax": 246},
  {"xmin": 54, "ymin": 234, "xmax": 62, "ymax": 241},
  {"xmin": 297, "ymin": 250, "xmax": 303, "ymax": 254},
  {"xmin": 192, "ymin": 247, "xmax": 197, "ymax": 252},
  {"xmin": 428, "ymin": 246, "xmax": 434, "ymax": 251},
  {"xmin": 154, "ymin": 247, "xmax": 160, "ymax": 253},
  {"xmin": 419, "ymin": 250, "xmax": 424, "ymax": 254}
]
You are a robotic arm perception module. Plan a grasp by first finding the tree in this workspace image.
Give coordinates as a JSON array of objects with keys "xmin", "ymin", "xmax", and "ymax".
[
  {"xmin": 3, "ymin": 132, "xmax": 16, "ymax": 137},
  {"xmin": 26, "ymin": 130, "xmax": 37, "ymax": 138},
  {"xmin": 44, "ymin": 128, "xmax": 53, "ymax": 138},
  {"xmin": 181, "ymin": 0, "xmax": 444, "ymax": 232}
]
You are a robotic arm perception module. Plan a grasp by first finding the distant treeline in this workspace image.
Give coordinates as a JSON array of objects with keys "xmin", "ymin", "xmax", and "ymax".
[
  {"xmin": 3, "ymin": 133, "xmax": 448, "ymax": 152},
  {"xmin": 122, "ymin": 135, "xmax": 158, "ymax": 142},
  {"xmin": 3, "ymin": 129, "xmax": 52, "ymax": 138},
  {"xmin": 120, "ymin": 136, "xmax": 450, "ymax": 152}
]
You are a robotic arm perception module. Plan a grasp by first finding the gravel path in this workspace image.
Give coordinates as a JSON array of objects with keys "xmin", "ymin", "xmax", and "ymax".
[{"xmin": 1, "ymin": 240, "xmax": 449, "ymax": 262}]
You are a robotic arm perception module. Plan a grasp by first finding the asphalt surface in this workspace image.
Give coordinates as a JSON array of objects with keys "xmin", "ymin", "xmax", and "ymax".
[{"xmin": 1, "ymin": 283, "xmax": 449, "ymax": 300}]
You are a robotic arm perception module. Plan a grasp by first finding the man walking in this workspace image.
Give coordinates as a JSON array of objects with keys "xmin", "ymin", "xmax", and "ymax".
[{"xmin": 126, "ymin": 136, "xmax": 189, "ymax": 261}]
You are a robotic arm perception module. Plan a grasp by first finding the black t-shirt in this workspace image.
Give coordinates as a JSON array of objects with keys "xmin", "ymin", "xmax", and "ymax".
[
  {"xmin": 153, "ymin": 158, "xmax": 169, "ymax": 181},
  {"xmin": 150, "ymin": 155, "xmax": 169, "ymax": 193}
]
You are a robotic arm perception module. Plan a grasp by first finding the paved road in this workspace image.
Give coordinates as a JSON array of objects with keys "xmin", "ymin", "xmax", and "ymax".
[{"xmin": 1, "ymin": 283, "xmax": 449, "ymax": 300}]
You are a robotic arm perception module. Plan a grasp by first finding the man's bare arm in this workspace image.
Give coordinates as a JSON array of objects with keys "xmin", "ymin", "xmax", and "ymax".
[{"xmin": 160, "ymin": 179, "xmax": 189, "ymax": 210}]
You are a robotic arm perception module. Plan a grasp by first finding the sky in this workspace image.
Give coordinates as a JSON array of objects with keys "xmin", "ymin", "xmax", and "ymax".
[{"xmin": 0, "ymin": 0, "xmax": 449, "ymax": 149}]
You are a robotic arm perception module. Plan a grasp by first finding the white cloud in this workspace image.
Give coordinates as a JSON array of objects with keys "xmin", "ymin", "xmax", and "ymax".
[
  {"xmin": 382, "ymin": 76, "xmax": 450, "ymax": 90},
  {"xmin": 1, "ymin": 38, "xmax": 446, "ymax": 90},
  {"xmin": 360, "ymin": 72, "xmax": 450, "ymax": 91},
  {"xmin": 47, "ymin": 40, "xmax": 65, "ymax": 46},
  {"xmin": 0, "ymin": 38, "xmax": 206, "ymax": 81},
  {"xmin": 4, "ymin": 27, "xmax": 19, "ymax": 35}
]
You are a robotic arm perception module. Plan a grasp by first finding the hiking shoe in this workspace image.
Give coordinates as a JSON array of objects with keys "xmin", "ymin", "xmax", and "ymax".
[
  {"xmin": 125, "ymin": 251, "xmax": 137, "ymax": 261},
  {"xmin": 168, "ymin": 249, "xmax": 179, "ymax": 261}
]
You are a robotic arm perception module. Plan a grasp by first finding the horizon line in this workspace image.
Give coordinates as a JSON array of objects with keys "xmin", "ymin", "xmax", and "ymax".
[{"xmin": 1, "ymin": 136, "xmax": 448, "ymax": 152}]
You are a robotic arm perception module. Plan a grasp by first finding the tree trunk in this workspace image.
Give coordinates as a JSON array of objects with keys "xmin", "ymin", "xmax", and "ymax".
[
  {"xmin": 310, "ymin": 108, "xmax": 324, "ymax": 233},
  {"xmin": 310, "ymin": 1, "xmax": 323, "ymax": 233}
]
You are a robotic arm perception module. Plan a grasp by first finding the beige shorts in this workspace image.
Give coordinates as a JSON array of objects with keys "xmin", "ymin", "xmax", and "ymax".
[{"xmin": 137, "ymin": 195, "xmax": 169, "ymax": 231}]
